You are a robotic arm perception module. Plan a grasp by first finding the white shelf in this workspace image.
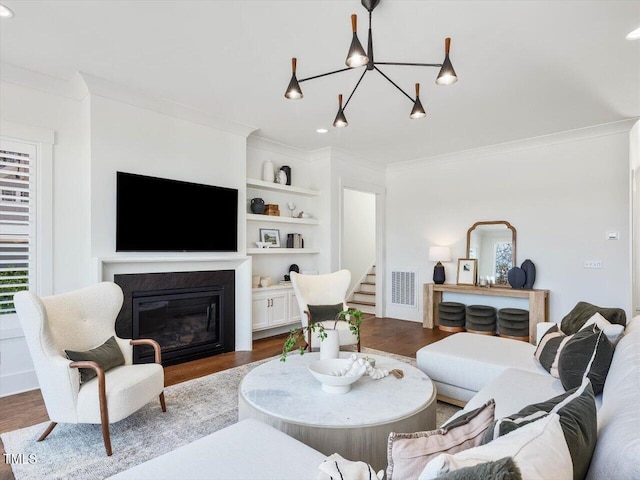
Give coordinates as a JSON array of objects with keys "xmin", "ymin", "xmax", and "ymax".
[
  {"xmin": 247, "ymin": 178, "xmax": 320, "ymax": 197},
  {"xmin": 247, "ymin": 248, "xmax": 320, "ymax": 255},
  {"xmin": 246, "ymin": 213, "xmax": 319, "ymax": 225},
  {"xmin": 252, "ymin": 284, "xmax": 293, "ymax": 292}
]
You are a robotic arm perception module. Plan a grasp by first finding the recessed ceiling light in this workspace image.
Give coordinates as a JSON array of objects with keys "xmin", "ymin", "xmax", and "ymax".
[
  {"xmin": 0, "ymin": 3, "xmax": 14, "ymax": 18},
  {"xmin": 316, "ymin": 128, "xmax": 329, "ymax": 134},
  {"xmin": 627, "ymin": 26, "xmax": 640, "ymax": 40}
]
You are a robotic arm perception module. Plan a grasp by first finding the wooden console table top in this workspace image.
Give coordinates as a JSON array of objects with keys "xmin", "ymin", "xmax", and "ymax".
[{"xmin": 423, "ymin": 283, "xmax": 550, "ymax": 344}]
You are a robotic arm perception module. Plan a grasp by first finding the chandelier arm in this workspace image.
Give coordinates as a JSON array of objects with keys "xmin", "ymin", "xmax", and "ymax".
[
  {"xmin": 373, "ymin": 66, "xmax": 415, "ymax": 103},
  {"xmin": 298, "ymin": 67, "xmax": 354, "ymax": 83},
  {"xmin": 375, "ymin": 62, "xmax": 443, "ymax": 68},
  {"xmin": 343, "ymin": 68, "xmax": 369, "ymax": 110}
]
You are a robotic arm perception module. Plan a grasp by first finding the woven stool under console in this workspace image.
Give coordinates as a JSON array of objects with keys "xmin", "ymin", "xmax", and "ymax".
[
  {"xmin": 465, "ymin": 305, "xmax": 497, "ymax": 335},
  {"xmin": 437, "ymin": 302, "xmax": 466, "ymax": 333},
  {"xmin": 497, "ymin": 308, "xmax": 530, "ymax": 342}
]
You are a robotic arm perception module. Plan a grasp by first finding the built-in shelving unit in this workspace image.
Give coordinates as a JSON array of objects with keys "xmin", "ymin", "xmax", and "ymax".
[
  {"xmin": 246, "ymin": 178, "xmax": 319, "ymax": 197},
  {"xmin": 247, "ymin": 213, "xmax": 319, "ymax": 225}
]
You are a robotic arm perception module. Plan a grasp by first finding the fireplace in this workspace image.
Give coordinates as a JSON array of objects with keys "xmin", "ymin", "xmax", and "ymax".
[{"xmin": 114, "ymin": 270, "xmax": 235, "ymax": 366}]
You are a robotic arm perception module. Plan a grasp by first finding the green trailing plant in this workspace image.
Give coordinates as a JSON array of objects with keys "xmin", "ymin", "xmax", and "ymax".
[{"xmin": 280, "ymin": 309, "xmax": 364, "ymax": 362}]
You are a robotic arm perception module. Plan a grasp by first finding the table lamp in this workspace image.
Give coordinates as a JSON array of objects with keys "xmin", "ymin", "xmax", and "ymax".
[{"xmin": 429, "ymin": 246, "xmax": 451, "ymax": 284}]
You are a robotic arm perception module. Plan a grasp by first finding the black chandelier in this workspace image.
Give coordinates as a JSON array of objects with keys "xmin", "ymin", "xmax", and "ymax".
[{"xmin": 284, "ymin": 0, "xmax": 458, "ymax": 128}]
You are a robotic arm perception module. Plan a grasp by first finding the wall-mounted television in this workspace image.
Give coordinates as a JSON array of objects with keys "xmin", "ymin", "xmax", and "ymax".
[{"xmin": 116, "ymin": 172, "xmax": 238, "ymax": 252}]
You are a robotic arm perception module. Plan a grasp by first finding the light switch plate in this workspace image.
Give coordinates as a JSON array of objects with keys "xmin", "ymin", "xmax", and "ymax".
[
  {"xmin": 606, "ymin": 232, "xmax": 619, "ymax": 240},
  {"xmin": 584, "ymin": 260, "xmax": 603, "ymax": 269}
]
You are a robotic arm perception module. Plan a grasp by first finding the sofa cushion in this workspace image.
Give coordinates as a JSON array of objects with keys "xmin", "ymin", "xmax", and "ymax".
[
  {"xmin": 386, "ymin": 400, "xmax": 495, "ymax": 480},
  {"xmin": 417, "ymin": 333, "xmax": 544, "ymax": 401},
  {"xmin": 586, "ymin": 325, "xmax": 640, "ymax": 479},
  {"xmin": 560, "ymin": 302, "xmax": 626, "ymax": 335},
  {"xmin": 557, "ymin": 329, "xmax": 614, "ymax": 395}
]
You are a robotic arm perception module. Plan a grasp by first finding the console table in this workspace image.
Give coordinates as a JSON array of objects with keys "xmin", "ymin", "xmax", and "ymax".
[{"xmin": 423, "ymin": 284, "xmax": 549, "ymax": 344}]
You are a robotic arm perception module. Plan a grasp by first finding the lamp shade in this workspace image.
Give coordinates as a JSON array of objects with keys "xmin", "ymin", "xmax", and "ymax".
[{"xmin": 429, "ymin": 246, "xmax": 451, "ymax": 262}]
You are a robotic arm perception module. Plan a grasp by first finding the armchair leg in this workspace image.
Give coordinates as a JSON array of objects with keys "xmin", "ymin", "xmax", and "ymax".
[
  {"xmin": 159, "ymin": 392, "xmax": 167, "ymax": 412},
  {"xmin": 357, "ymin": 339, "xmax": 361, "ymax": 352},
  {"xmin": 37, "ymin": 422, "xmax": 57, "ymax": 442}
]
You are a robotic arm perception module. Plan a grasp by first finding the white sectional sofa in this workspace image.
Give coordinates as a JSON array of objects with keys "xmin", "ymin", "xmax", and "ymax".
[{"xmin": 417, "ymin": 316, "xmax": 640, "ymax": 479}]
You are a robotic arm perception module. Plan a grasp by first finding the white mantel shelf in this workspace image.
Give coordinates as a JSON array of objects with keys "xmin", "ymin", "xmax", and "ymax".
[
  {"xmin": 246, "ymin": 248, "xmax": 320, "ymax": 255},
  {"xmin": 98, "ymin": 255, "xmax": 250, "ymax": 264},
  {"xmin": 246, "ymin": 213, "xmax": 319, "ymax": 225},
  {"xmin": 246, "ymin": 178, "xmax": 320, "ymax": 197}
]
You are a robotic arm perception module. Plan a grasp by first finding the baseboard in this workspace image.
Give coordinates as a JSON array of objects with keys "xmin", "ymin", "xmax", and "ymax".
[{"xmin": 0, "ymin": 370, "xmax": 38, "ymax": 398}]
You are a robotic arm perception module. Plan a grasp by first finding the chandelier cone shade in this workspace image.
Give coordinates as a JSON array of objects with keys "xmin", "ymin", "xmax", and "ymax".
[
  {"xmin": 284, "ymin": 58, "xmax": 303, "ymax": 99},
  {"xmin": 333, "ymin": 94, "xmax": 348, "ymax": 128},
  {"xmin": 436, "ymin": 38, "xmax": 458, "ymax": 86},
  {"xmin": 410, "ymin": 83, "xmax": 426, "ymax": 119},
  {"xmin": 345, "ymin": 14, "xmax": 369, "ymax": 68},
  {"xmin": 283, "ymin": 1, "xmax": 458, "ymax": 127}
]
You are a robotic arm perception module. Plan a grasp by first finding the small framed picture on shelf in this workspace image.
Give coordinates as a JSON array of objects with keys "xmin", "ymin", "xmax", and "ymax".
[
  {"xmin": 456, "ymin": 258, "xmax": 477, "ymax": 285},
  {"xmin": 259, "ymin": 228, "xmax": 281, "ymax": 247}
]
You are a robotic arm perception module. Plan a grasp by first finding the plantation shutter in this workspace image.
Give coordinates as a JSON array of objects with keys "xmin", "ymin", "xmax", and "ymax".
[{"xmin": 0, "ymin": 139, "xmax": 37, "ymax": 315}]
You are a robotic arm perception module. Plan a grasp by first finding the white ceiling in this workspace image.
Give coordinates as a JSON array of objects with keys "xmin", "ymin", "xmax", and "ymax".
[{"xmin": 1, "ymin": 0, "xmax": 639, "ymax": 165}]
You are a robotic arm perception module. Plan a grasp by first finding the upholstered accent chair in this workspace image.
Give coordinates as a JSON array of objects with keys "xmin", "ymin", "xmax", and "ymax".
[
  {"xmin": 14, "ymin": 282, "xmax": 166, "ymax": 456},
  {"xmin": 290, "ymin": 270, "xmax": 360, "ymax": 352}
]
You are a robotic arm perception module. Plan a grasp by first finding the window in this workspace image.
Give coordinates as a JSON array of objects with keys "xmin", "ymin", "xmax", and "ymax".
[{"xmin": 0, "ymin": 140, "xmax": 37, "ymax": 315}]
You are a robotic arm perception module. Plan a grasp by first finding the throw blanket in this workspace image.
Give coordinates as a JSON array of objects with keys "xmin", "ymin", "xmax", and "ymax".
[{"xmin": 318, "ymin": 453, "xmax": 384, "ymax": 480}]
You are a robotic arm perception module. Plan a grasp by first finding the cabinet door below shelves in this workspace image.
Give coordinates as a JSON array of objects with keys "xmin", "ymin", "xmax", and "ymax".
[
  {"xmin": 289, "ymin": 292, "xmax": 301, "ymax": 325},
  {"xmin": 269, "ymin": 292, "xmax": 288, "ymax": 327},
  {"xmin": 252, "ymin": 296, "xmax": 270, "ymax": 330}
]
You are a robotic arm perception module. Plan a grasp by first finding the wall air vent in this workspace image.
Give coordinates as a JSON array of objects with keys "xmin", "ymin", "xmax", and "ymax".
[{"xmin": 391, "ymin": 270, "xmax": 417, "ymax": 307}]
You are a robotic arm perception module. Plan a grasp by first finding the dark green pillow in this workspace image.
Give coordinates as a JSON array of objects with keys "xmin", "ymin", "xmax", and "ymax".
[
  {"xmin": 65, "ymin": 336, "xmax": 125, "ymax": 383},
  {"xmin": 438, "ymin": 457, "xmax": 522, "ymax": 480},
  {"xmin": 558, "ymin": 329, "xmax": 614, "ymax": 395},
  {"xmin": 307, "ymin": 303, "xmax": 344, "ymax": 323},
  {"xmin": 560, "ymin": 302, "xmax": 626, "ymax": 335}
]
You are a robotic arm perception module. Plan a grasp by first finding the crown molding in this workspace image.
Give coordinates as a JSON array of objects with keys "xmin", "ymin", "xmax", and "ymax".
[
  {"xmin": 390, "ymin": 119, "xmax": 639, "ymax": 173},
  {"xmin": 247, "ymin": 135, "xmax": 312, "ymax": 161},
  {"xmin": 0, "ymin": 63, "xmax": 85, "ymax": 100},
  {"xmin": 79, "ymin": 73, "xmax": 258, "ymax": 138},
  {"xmin": 307, "ymin": 146, "xmax": 386, "ymax": 173}
]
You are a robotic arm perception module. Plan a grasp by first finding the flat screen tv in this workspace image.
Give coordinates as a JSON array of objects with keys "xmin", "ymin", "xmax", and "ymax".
[{"xmin": 116, "ymin": 172, "xmax": 238, "ymax": 252}]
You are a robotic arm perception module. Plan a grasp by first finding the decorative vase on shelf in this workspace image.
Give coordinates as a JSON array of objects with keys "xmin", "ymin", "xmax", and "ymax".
[
  {"xmin": 280, "ymin": 165, "xmax": 291, "ymax": 185},
  {"xmin": 320, "ymin": 329, "xmax": 340, "ymax": 360},
  {"xmin": 262, "ymin": 160, "xmax": 275, "ymax": 182},
  {"xmin": 507, "ymin": 267, "xmax": 526, "ymax": 289},
  {"xmin": 277, "ymin": 170, "xmax": 287, "ymax": 185},
  {"xmin": 521, "ymin": 259, "xmax": 536, "ymax": 289},
  {"xmin": 250, "ymin": 198, "xmax": 265, "ymax": 214}
]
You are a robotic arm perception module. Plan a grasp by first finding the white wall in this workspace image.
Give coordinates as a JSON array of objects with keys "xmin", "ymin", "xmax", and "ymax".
[
  {"xmin": 342, "ymin": 189, "xmax": 376, "ymax": 293},
  {"xmin": 630, "ymin": 121, "xmax": 640, "ymax": 314},
  {"xmin": 386, "ymin": 123, "xmax": 633, "ymax": 323}
]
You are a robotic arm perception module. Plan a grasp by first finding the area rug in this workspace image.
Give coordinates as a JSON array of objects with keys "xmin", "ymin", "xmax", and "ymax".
[{"xmin": 1, "ymin": 348, "xmax": 460, "ymax": 480}]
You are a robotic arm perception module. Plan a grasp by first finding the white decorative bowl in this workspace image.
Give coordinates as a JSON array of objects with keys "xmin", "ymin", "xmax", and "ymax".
[{"xmin": 308, "ymin": 358, "xmax": 365, "ymax": 394}]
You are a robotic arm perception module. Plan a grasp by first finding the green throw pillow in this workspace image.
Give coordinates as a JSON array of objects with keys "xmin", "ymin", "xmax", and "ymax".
[
  {"xmin": 307, "ymin": 303, "xmax": 344, "ymax": 323},
  {"xmin": 65, "ymin": 336, "xmax": 125, "ymax": 383}
]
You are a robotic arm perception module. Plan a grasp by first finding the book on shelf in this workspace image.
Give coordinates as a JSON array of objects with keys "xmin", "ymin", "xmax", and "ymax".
[{"xmin": 286, "ymin": 233, "xmax": 304, "ymax": 249}]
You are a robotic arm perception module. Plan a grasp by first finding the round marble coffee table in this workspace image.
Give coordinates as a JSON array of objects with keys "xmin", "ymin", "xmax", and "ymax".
[{"xmin": 238, "ymin": 352, "xmax": 436, "ymax": 471}]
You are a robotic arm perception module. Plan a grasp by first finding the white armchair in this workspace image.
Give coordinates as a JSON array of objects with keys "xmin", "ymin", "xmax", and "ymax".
[
  {"xmin": 14, "ymin": 282, "xmax": 166, "ymax": 456},
  {"xmin": 290, "ymin": 270, "xmax": 360, "ymax": 351}
]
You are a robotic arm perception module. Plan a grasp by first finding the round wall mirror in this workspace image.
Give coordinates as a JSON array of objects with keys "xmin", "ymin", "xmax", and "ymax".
[{"xmin": 466, "ymin": 221, "xmax": 516, "ymax": 286}]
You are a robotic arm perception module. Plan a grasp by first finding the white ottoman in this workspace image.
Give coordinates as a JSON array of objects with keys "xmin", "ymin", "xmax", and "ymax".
[{"xmin": 416, "ymin": 333, "xmax": 548, "ymax": 403}]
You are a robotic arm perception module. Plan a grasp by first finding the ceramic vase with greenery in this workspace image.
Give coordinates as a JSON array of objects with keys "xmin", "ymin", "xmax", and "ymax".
[{"xmin": 280, "ymin": 309, "xmax": 364, "ymax": 361}]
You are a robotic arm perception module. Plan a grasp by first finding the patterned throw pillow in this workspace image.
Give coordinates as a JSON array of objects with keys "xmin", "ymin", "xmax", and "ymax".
[
  {"xmin": 386, "ymin": 400, "xmax": 495, "ymax": 480},
  {"xmin": 534, "ymin": 324, "xmax": 570, "ymax": 377},
  {"xmin": 557, "ymin": 329, "xmax": 614, "ymax": 395}
]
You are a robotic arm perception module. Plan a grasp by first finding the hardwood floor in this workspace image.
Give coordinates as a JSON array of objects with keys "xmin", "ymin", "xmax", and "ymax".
[{"xmin": 0, "ymin": 317, "xmax": 450, "ymax": 479}]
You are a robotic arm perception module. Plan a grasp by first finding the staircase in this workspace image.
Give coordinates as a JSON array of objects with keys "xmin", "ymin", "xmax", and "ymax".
[{"xmin": 348, "ymin": 265, "xmax": 376, "ymax": 315}]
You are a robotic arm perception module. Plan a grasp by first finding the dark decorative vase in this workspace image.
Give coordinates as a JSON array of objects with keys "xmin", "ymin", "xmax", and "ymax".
[
  {"xmin": 280, "ymin": 166, "xmax": 291, "ymax": 186},
  {"xmin": 289, "ymin": 264, "xmax": 300, "ymax": 274},
  {"xmin": 250, "ymin": 198, "xmax": 265, "ymax": 214},
  {"xmin": 433, "ymin": 262, "xmax": 446, "ymax": 284},
  {"xmin": 507, "ymin": 267, "xmax": 526, "ymax": 289},
  {"xmin": 521, "ymin": 259, "xmax": 536, "ymax": 289}
]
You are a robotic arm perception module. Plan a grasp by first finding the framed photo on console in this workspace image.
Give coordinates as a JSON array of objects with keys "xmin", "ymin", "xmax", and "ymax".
[
  {"xmin": 260, "ymin": 228, "xmax": 281, "ymax": 247},
  {"xmin": 457, "ymin": 258, "xmax": 477, "ymax": 285}
]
